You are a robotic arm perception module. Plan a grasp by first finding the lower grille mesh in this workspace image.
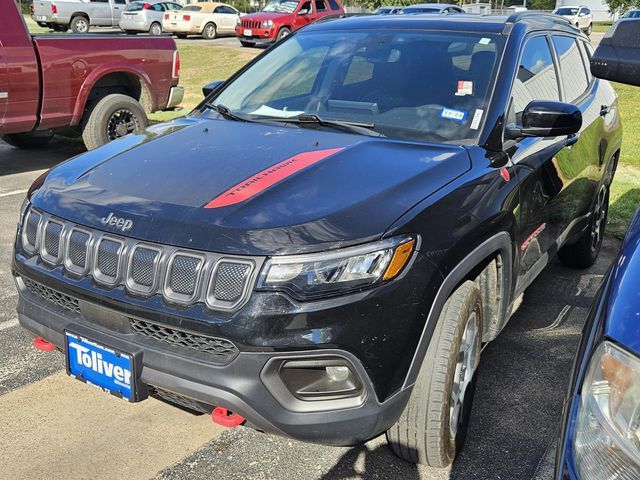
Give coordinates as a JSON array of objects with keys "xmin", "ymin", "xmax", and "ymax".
[
  {"xmin": 23, "ymin": 278, "xmax": 81, "ymax": 314},
  {"xmin": 129, "ymin": 318, "xmax": 238, "ymax": 363},
  {"xmin": 148, "ymin": 385, "xmax": 211, "ymax": 414}
]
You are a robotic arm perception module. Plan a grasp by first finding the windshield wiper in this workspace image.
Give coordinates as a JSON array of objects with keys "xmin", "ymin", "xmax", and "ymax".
[
  {"xmin": 205, "ymin": 103, "xmax": 248, "ymax": 122},
  {"xmin": 285, "ymin": 114, "xmax": 385, "ymax": 137}
]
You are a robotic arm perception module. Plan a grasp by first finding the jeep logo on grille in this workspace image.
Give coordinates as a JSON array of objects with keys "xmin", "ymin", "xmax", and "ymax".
[{"xmin": 101, "ymin": 213, "xmax": 133, "ymax": 232}]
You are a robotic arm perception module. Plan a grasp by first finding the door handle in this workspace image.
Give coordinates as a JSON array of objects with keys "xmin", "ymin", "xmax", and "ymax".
[
  {"xmin": 564, "ymin": 134, "xmax": 579, "ymax": 148},
  {"xmin": 600, "ymin": 105, "xmax": 610, "ymax": 116}
]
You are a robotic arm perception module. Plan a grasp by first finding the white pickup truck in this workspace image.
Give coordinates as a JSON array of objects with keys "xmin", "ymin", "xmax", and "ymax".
[{"xmin": 32, "ymin": 0, "xmax": 131, "ymax": 33}]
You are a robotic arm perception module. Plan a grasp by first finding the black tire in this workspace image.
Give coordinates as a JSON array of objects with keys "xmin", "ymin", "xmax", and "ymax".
[
  {"xmin": 149, "ymin": 22, "xmax": 162, "ymax": 35},
  {"xmin": 1, "ymin": 131, "xmax": 54, "ymax": 149},
  {"xmin": 202, "ymin": 22, "xmax": 217, "ymax": 39},
  {"xmin": 586, "ymin": 23, "xmax": 593, "ymax": 36},
  {"xmin": 52, "ymin": 24, "xmax": 68, "ymax": 32},
  {"xmin": 176, "ymin": 33, "xmax": 188, "ymax": 39},
  {"xmin": 276, "ymin": 27, "xmax": 290, "ymax": 41},
  {"xmin": 387, "ymin": 281, "xmax": 483, "ymax": 467},
  {"xmin": 558, "ymin": 184, "xmax": 609, "ymax": 269},
  {"xmin": 70, "ymin": 15, "xmax": 90, "ymax": 34},
  {"xmin": 81, "ymin": 94, "xmax": 148, "ymax": 150},
  {"xmin": 240, "ymin": 40, "xmax": 255, "ymax": 47}
]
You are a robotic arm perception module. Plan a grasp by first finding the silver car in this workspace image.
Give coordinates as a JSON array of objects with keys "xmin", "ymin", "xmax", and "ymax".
[
  {"xmin": 32, "ymin": 0, "xmax": 131, "ymax": 33},
  {"xmin": 119, "ymin": 0, "xmax": 182, "ymax": 34}
]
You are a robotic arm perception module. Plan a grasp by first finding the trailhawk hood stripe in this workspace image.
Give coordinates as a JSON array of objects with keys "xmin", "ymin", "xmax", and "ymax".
[{"xmin": 204, "ymin": 147, "xmax": 344, "ymax": 209}]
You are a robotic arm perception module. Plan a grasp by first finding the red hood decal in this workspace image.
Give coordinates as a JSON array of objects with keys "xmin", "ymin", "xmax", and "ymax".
[{"xmin": 204, "ymin": 147, "xmax": 344, "ymax": 209}]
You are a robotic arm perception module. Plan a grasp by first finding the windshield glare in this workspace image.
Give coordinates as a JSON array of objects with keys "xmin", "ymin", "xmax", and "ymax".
[
  {"xmin": 210, "ymin": 30, "xmax": 503, "ymax": 144},
  {"xmin": 263, "ymin": 0, "xmax": 299, "ymax": 13},
  {"xmin": 402, "ymin": 7, "xmax": 440, "ymax": 13}
]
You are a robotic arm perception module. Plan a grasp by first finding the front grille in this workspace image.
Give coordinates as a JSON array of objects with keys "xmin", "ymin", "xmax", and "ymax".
[
  {"xmin": 23, "ymin": 278, "xmax": 81, "ymax": 314},
  {"xmin": 129, "ymin": 317, "xmax": 239, "ymax": 362},
  {"xmin": 68, "ymin": 229, "xmax": 90, "ymax": 269},
  {"xmin": 130, "ymin": 247, "xmax": 158, "ymax": 288},
  {"xmin": 213, "ymin": 262, "xmax": 251, "ymax": 302},
  {"xmin": 241, "ymin": 19, "xmax": 261, "ymax": 29},
  {"xmin": 148, "ymin": 385, "xmax": 211, "ymax": 414},
  {"xmin": 19, "ymin": 207, "xmax": 260, "ymax": 311},
  {"xmin": 168, "ymin": 254, "xmax": 202, "ymax": 297}
]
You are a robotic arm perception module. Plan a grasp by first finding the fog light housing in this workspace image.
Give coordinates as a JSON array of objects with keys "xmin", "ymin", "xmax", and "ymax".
[{"xmin": 278, "ymin": 358, "xmax": 363, "ymax": 401}]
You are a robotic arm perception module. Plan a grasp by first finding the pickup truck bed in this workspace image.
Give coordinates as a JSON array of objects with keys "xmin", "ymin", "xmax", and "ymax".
[{"xmin": 1, "ymin": 1, "xmax": 183, "ymax": 150}]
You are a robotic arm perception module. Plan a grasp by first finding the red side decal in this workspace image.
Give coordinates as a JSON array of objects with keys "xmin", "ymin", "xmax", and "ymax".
[{"xmin": 205, "ymin": 148, "xmax": 344, "ymax": 209}]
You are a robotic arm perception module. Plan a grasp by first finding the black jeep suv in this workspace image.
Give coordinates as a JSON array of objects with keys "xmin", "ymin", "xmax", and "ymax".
[{"xmin": 13, "ymin": 12, "xmax": 621, "ymax": 467}]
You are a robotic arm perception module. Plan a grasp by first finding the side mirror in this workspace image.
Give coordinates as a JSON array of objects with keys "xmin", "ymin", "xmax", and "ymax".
[
  {"xmin": 506, "ymin": 101, "xmax": 582, "ymax": 139},
  {"xmin": 298, "ymin": 8, "xmax": 309, "ymax": 14},
  {"xmin": 202, "ymin": 80, "xmax": 225, "ymax": 97},
  {"xmin": 591, "ymin": 19, "xmax": 640, "ymax": 86}
]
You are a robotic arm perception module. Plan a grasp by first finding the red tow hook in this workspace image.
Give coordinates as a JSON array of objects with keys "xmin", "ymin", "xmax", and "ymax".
[
  {"xmin": 33, "ymin": 337, "xmax": 56, "ymax": 352},
  {"xmin": 211, "ymin": 407, "xmax": 245, "ymax": 427}
]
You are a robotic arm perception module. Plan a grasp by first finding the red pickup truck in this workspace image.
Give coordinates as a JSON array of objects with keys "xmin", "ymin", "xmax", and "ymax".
[
  {"xmin": 235, "ymin": 0, "xmax": 344, "ymax": 47},
  {"xmin": 1, "ymin": 0, "xmax": 183, "ymax": 150}
]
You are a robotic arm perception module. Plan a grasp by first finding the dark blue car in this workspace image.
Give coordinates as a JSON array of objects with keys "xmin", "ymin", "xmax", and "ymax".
[{"xmin": 555, "ymin": 18, "xmax": 640, "ymax": 479}]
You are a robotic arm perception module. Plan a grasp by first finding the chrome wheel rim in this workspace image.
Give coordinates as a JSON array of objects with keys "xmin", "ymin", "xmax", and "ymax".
[
  {"xmin": 590, "ymin": 186, "xmax": 607, "ymax": 252},
  {"xmin": 106, "ymin": 109, "xmax": 140, "ymax": 140},
  {"xmin": 151, "ymin": 24, "xmax": 161, "ymax": 35},
  {"xmin": 205, "ymin": 24, "xmax": 215, "ymax": 37},
  {"xmin": 449, "ymin": 312, "xmax": 480, "ymax": 441},
  {"xmin": 76, "ymin": 18, "xmax": 88, "ymax": 32},
  {"xmin": 280, "ymin": 30, "xmax": 289, "ymax": 39}
]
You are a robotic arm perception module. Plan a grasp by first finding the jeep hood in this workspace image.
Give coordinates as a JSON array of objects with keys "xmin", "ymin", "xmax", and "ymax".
[
  {"xmin": 33, "ymin": 117, "xmax": 471, "ymax": 255},
  {"xmin": 242, "ymin": 11, "xmax": 292, "ymax": 21}
]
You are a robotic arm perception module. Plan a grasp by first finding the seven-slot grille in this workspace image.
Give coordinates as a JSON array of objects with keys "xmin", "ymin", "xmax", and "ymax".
[
  {"xmin": 19, "ymin": 207, "xmax": 260, "ymax": 311},
  {"xmin": 240, "ymin": 19, "xmax": 262, "ymax": 29}
]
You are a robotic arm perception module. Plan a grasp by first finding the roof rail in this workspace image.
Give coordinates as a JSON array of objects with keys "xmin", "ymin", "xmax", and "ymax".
[{"xmin": 505, "ymin": 11, "xmax": 574, "ymax": 27}]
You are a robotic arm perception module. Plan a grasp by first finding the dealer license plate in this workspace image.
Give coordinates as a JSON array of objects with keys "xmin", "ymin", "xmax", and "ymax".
[
  {"xmin": 244, "ymin": 29, "xmax": 252, "ymax": 36},
  {"xmin": 65, "ymin": 331, "xmax": 137, "ymax": 401}
]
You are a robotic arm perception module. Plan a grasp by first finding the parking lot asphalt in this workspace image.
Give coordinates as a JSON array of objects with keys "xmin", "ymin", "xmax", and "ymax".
[{"xmin": 0, "ymin": 138, "xmax": 620, "ymax": 479}]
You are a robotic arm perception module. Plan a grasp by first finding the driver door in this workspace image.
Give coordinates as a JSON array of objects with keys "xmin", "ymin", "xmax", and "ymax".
[{"xmin": 292, "ymin": 1, "xmax": 313, "ymax": 29}]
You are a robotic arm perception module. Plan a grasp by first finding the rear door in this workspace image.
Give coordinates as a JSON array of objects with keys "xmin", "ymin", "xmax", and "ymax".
[{"xmin": 111, "ymin": 0, "xmax": 128, "ymax": 24}]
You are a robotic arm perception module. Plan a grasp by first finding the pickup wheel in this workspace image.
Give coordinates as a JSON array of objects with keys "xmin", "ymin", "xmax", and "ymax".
[
  {"xmin": 240, "ymin": 40, "xmax": 255, "ymax": 47},
  {"xmin": 558, "ymin": 184, "xmax": 609, "ymax": 269},
  {"xmin": 81, "ymin": 94, "xmax": 148, "ymax": 150},
  {"xmin": 387, "ymin": 281, "xmax": 482, "ymax": 466},
  {"xmin": 202, "ymin": 22, "xmax": 217, "ymax": 39},
  {"xmin": 276, "ymin": 27, "xmax": 291, "ymax": 41},
  {"xmin": 149, "ymin": 22, "xmax": 162, "ymax": 35},
  {"xmin": 1, "ymin": 131, "xmax": 54, "ymax": 150},
  {"xmin": 70, "ymin": 16, "xmax": 90, "ymax": 34}
]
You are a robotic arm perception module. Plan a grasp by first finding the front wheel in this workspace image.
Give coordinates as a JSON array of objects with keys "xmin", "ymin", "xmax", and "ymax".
[
  {"xmin": 586, "ymin": 23, "xmax": 593, "ymax": 36},
  {"xmin": 202, "ymin": 22, "xmax": 217, "ymax": 39},
  {"xmin": 1, "ymin": 131, "xmax": 54, "ymax": 149},
  {"xmin": 558, "ymin": 184, "xmax": 609, "ymax": 269},
  {"xmin": 81, "ymin": 94, "xmax": 148, "ymax": 150},
  {"xmin": 276, "ymin": 27, "xmax": 290, "ymax": 42},
  {"xmin": 70, "ymin": 16, "xmax": 90, "ymax": 33},
  {"xmin": 387, "ymin": 281, "xmax": 482, "ymax": 466},
  {"xmin": 149, "ymin": 22, "xmax": 162, "ymax": 35}
]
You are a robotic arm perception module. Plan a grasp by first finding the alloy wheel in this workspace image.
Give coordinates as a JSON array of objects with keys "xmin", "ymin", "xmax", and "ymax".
[
  {"xmin": 590, "ymin": 186, "xmax": 608, "ymax": 252},
  {"xmin": 106, "ymin": 109, "xmax": 141, "ymax": 141}
]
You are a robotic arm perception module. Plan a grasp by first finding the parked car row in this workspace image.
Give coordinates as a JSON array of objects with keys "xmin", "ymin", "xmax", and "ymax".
[{"xmin": 375, "ymin": 3, "xmax": 464, "ymax": 15}]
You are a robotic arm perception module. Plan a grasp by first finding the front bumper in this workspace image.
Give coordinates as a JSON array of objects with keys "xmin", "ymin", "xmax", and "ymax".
[
  {"xmin": 235, "ymin": 26, "xmax": 276, "ymax": 43},
  {"xmin": 166, "ymin": 86, "xmax": 184, "ymax": 109},
  {"xmin": 12, "ymin": 247, "xmax": 433, "ymax": 445}
]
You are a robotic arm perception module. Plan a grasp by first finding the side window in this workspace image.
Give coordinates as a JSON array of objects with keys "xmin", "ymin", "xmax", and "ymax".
[
  {"xmin": 327, "ymin": 0, "xmax": 340, "ymax": 10},
  {"xmin": 315, "ymin": 0, "xmax": 327, "ymax": 12},
  {"xmin": 214, "ymin": 6, "xmax": 223, "ymax": 12},
  {"xmin": 299, "ymin": 1, "xmax": 312, "ymax": 13},
  {"xmin": 583, "ymin": 7, "xmax": 590, "ymax": 15},
  {"xmin": 552, "ymin": 36, "xmax": 589, "ymax": 102},
  {"xmin": 578, "ymin": 40, "xmax": 593, "ymax": 82},
  {"xmin": 114, "ymin": 0, "xmax": 127, "ymax": 4},
  {"xmin": 512, "ymin": 36, "xmax": 559, "ymax": 114},
  {"xmin": 91, "ymin": 0, "xmax": 109, "ymax": 3}
]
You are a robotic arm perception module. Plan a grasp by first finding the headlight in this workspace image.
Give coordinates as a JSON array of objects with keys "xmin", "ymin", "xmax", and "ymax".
[
  {"xmin": 261, "ymin": 19, "xmax": 273, "ymax": 28},
  {"xmin": 573, "ymin": 341, "xmax": 640, "ymax": 478},
  {"xmin": 257, "ymin": 236, "xmax": 416, "ymax": 299}
]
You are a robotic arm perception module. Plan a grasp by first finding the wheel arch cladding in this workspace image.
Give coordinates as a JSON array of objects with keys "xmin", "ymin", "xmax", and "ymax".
[{"xmin": 401, "ymin": 231, "xmax": 513, "ymax": 389}]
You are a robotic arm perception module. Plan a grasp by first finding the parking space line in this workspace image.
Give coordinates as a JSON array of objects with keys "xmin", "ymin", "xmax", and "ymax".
[
  {"xmin": 0, "ymin": 189, "xmax": 27, "ymax": 198},
  {"xmin": 0, "ymin": 318, "xmax": 18, "ymax": 332}
]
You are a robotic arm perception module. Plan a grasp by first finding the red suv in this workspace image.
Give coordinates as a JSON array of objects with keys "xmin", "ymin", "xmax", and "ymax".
[{"xmin": 236, "ymin": 0, "xmax": 344, "ymax": 47}]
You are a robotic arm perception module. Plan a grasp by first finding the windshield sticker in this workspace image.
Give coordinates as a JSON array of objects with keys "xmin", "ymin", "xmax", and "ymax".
[
  {"xmin": 455, "ymin": 81, "xmax": 474, "ymax": 96},
  {"xmin": 440, "ymin": 108, "xmax": 467, "ymax": 123},
  {"xmin": 470, "ymin": 109, "xmax": 484, "ymax": 130},
  {"xmin": 479, "ymin": 37, "xmax": 492, "ymax": 45}
]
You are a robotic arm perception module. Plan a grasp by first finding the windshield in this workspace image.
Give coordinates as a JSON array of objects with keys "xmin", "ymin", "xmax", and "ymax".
[
  {"xmin": 263, "ymin": 0, "xmax": 299, "ymax": 13},
  {"xmin": 623, "ymin": 9, "xmax": 640, "ymax": 17},
  {"xmin": 208, "ymin": 30, "xmax": 503, "ymax": 144},
  {"xmin": 555, "ymin": 7, "xmax": 579, "ymax": 15}
]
